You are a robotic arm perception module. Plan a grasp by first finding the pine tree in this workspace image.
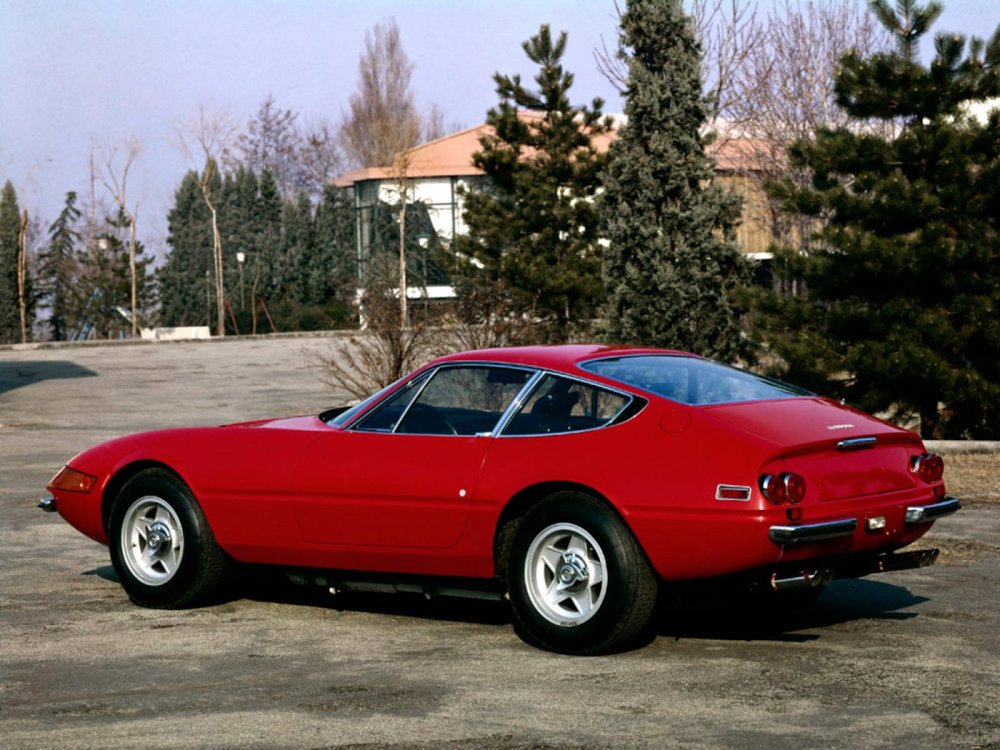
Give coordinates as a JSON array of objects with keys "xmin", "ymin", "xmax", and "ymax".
[
  {"xmin": 218, "ymin": 166, "xmax": 261, "ymax": 310},
  {"xmin": 74, "ymin": 211, "xmax": 156, "ymax": 339},
  {"xmin": 159, "ymin": 170, "xmax": 216, "ymax": 326},
  {"xmin": 38, "ymin": 192, "xmax": 82, "ymax": 340},
  {"xmin": 458, "ymin": 25, "xmax": 612, "ymax": 340},
  {"xmin": 255, "ymin": 168, "xmax": 284, "ymax": 301},
  {"xmin": 313, "ymin": 183, "xmax": 356, "ymax": 305},
  {"xmin": 755, "ymin": 0, "xmax": 1000, "ymax": 438},
  {"xmin": 0, "ymin": 181, "xmax": 25, "ymax": 343},
  {"xmin": 284, "ymin": 191, "xmax": 317, "ymax": 303},
  {"xmin": 598, "ymin": 0, "xmax": 748, "ymax": 358}
]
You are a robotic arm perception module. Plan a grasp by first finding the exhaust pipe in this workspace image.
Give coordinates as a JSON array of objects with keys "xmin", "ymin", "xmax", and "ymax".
[{"xmin": 769, "ymin": 568, "xmax": 834, "ymax": 592}]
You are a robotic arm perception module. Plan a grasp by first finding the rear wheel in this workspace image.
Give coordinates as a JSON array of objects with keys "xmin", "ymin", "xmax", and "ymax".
[
  {"xmin": 109, "ymin": 468, "xmax": 230, "ymax": 608},
  {"xmin": 507, "ymin": 492, "xmax": 658, "ymax": 655}
]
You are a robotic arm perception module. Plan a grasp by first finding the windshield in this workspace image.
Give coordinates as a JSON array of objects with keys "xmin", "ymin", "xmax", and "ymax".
[{"xmin": 579, "ymin": 355, "xmax": 811, "ymax": 406}]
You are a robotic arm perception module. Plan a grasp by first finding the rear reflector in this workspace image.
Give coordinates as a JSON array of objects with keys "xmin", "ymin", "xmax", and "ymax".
[{"xmin": 716, "ymin": 485, "xmax": 751, "ymax": 501}]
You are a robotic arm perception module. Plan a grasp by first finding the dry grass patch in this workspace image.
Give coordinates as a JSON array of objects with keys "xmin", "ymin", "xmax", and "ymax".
[{"xmin": 942, "ymin": 452, "xmax": 999, "ymax": 505}]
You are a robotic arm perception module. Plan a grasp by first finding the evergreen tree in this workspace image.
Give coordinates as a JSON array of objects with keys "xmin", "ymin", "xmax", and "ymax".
[
  {"xmin": 754, "ymin": 0, "xmax": 1000, "ymax": 438},
  {"xmin": 38, "ymin": 192, "xmax": 82, "ymax": 340},
  {"xmin": 598, "ymin": 0, "xmax": 748, "ymax": 358},
  {"xmin": 0, "ymin": 181, "xmax": 26, "ymax": 343},
  {"xmin": 284, "ymin": 191, "xmax": 317, "ymax": 303},
  {"xmin": 255, "ymin": 167, "xmax": 284, "ymax": 301},
  {"xmin": 312, "ymin": 183, "xmax": 357, "ymax": 304},
  {"xmin": 159, "ymin": 170, "xmax": 216, "ymax": 326},
  {"xmin": 458, "ymin": 25, "xmax": 612, "ymax": 340},
  {"xmin": 74, "ymin": 212, "xmax": 155, "ymax": 339},
  {"xmin": 218, "ymin": 166, "xmax": 261, "ymax": 309}
]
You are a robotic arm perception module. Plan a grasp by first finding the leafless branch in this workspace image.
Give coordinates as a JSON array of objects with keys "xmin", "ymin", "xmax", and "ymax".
[
  {"xmin": 176, "ymin": 105, "xmax": 237, "ymax": 336},
  {"xmin": 98, "ymin": 136, "xmax": 142, "ymax": 337}
]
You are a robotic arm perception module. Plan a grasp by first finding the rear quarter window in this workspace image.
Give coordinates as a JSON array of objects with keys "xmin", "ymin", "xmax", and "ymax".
[
  {"xmin": 502, "ymin": 374, "xmax": 632, "ymax": 435},
  {"xmin": 580, "ymin": 355, "xmax": 810, "ymax": 405}
]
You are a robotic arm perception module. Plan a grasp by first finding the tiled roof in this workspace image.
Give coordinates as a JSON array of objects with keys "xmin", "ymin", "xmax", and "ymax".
[{"xmin": 335, "ymin": 114, "xmax": 766, "ymax": 187}]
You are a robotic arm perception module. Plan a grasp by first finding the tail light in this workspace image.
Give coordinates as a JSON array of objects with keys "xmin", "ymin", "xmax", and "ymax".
[
  {"xmin": 760, "ymin": 472, "xmax": 806, "ymax": 504},
  {"xmin": 911, "ymin": 453, "xmax": 944, "ymax": 483},
  {"xmin": 784, "ymin": 472, "xmax": 807, "ymax": 503}
]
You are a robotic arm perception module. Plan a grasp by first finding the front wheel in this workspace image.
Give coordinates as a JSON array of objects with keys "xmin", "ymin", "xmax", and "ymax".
[
  {"xmin": 507, "ymin": 492, "xmax": 658, "ymax": 655},
  {"xmin": 109, "ymin": 468, "xmax": 230, "ymax": 608}
]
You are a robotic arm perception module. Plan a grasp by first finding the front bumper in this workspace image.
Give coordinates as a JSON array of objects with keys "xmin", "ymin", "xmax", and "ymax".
[
  {"xmin": 769, "ymin": 496, "xmax": 960, "ymax": 545},
  {"xmin": 38, "ymin": 495, "xmax": 57, "ymax": 513}
]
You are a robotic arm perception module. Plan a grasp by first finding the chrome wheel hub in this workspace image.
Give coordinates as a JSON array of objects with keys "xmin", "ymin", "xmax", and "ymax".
[
  {"xmin": 524, "ymin": 523, "xmax": 607, "ymax": 627},
  {"xmin": 146, "ymin": 522, "xmax": 172, "ymax": 554},
  {"xmin": 558, "ymin": 553, "xmax": 589, "ymax": 586},
  {"xmin": 120, "ymin": 496, "xmax": 185, "ymax": 586}
]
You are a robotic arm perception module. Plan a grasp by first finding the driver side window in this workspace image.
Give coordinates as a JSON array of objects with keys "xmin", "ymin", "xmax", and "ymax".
[{"xmin": 354, "ymin": 365, "xmax": 533, "ymax": 436}]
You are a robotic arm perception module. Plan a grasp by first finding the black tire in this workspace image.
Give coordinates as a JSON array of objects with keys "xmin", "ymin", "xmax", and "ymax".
[
  {"xmin": 108, "ymin": 468, "xmax": 231, "ymax": 608},
  {"xmin": 506, "ymin": 492, "xmax": 658, "ymax": 655}
]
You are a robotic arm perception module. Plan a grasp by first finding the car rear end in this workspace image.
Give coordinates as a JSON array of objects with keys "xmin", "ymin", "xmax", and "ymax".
[{"xmin": 703, "ymin": 399, "xmax": 959, "ymax": 591}]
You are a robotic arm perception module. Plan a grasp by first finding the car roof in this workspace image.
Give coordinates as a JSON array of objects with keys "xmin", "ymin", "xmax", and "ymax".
[{"xmin": 429, "ymin": 344, "xmax": 697, "ymax": 375}]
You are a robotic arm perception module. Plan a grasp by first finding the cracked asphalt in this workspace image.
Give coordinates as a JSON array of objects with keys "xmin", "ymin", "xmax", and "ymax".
[{"xmin": 2, "ymin": 336, "xmax": 998, "ymax": 750}]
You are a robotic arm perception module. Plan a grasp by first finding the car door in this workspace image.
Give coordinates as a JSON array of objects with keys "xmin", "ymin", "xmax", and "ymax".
[{"xmin": 293, "ymin": 364, "xmax": 534, "ymax": 549}]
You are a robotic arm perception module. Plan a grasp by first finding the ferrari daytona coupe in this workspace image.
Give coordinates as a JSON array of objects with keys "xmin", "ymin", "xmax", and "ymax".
[{"xmin": 42, "ymin": 345, "xmax": 960, "ymax": 654}]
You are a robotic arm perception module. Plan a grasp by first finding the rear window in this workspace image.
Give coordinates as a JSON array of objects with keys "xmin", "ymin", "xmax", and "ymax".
[{"xmin": 579, "ymin": 355, "xmax": 811, "ymax": 406}]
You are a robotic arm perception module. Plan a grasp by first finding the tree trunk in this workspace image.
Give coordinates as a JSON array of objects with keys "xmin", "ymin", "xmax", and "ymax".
[
  {"xmin": 17, "ymin": 209, "xmax": 28, "ymax": 344},
  {"xmin": 398, "ymin": 189, "xmax": 408, "ymax": 329},
  {"xmin": 920, "ymin": 405, "xmax": 942, "ymax": 440},
  {"xmin": 128, "ymin": 212, "xmax": 138, "ymax": 337}
]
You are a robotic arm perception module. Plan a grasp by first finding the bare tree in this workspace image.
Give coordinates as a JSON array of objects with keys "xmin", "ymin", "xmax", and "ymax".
[
  {"xmin": 340, "ymin": 19, "xmax": 422, "ymax": 170},
  {"xmin": 298, "ymin": 115, "xmax": 345, "ymax": 200},
  {"xmin": 99, "ymin": 136, "xmax": 141, "ymax": 337},
  {"xmin": 596, "ymin": 0, "xmax": 762, "ymax": 124},
  {"xmin": 308, "ymin": 275, "xmax": 439, "ymax": 400},
  {"xmin": 724, "ymin": 1, "xmax": 893, "ymax": 244},
  {"xmin": 442, "ymin": 279, "xmax": 540, "ymax": 351},
  {"xmin": 422, "ymin": 102, "xmax": 447, "ymax": 143},
  {"xmin": 597, "ymin": 0, "xmax": 892, "ymax": 247},
  {"xmin": 176, "ymin": 105, "xmax": 237, "ymax": 337},
  {"xmin": 340, "ymin": 18, "xmax": 436, "ymax": 329},
  {"xmin": 225, "ymin": 95, "xmax": 302, "ymax": 198}
]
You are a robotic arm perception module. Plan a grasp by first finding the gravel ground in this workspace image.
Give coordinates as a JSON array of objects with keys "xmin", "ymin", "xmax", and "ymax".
[{"xmin": 2, "ymin": 336, "xmax": 998, "ymax": 750}]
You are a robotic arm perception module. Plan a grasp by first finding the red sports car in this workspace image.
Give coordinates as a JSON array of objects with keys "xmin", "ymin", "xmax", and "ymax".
[{"xmin": 42, "ymin": 345, "xmax": 960, "ymax": 654}]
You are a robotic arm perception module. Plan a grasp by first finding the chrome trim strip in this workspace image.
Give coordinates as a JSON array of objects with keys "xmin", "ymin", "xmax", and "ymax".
[
  {"xmin": 390, "ymin": 369, "xmax": 438, "ymax": 433},
  {"xmin": 38, "ymin": 495, "xmax": 57, "ymax": 513},
  {"xmin": 836, "ymin": 436, "xmax": 878, "ymax": 451},
  {"xmin": 769, "ymin": 518, "xmax": 858, "ymax": 544},
  {"xmin": 905, "ymin": 497, "xmax": 961, "ymax": 525},
  {"xmin": 492, "ymin": 370, "xmax": 544, "ymax": 436}
]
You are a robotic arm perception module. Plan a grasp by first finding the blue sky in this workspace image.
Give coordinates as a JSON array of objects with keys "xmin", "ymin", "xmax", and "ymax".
[{"xmin": 1, "ymin": 0, "xmax": 996, "ymax": 256}]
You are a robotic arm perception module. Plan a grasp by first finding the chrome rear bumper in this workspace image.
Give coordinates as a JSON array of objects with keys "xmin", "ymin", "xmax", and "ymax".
[
  {"xmin": 905, "ymin": 497, "xmax": 961, "ymax": 525},
  {"xmin": 769, "ymin": 518, "xmax": 857, "ymax": 544},
  {"xmin": 769, "ymin": 496, "xmax": 961, "ymax": 544}
]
